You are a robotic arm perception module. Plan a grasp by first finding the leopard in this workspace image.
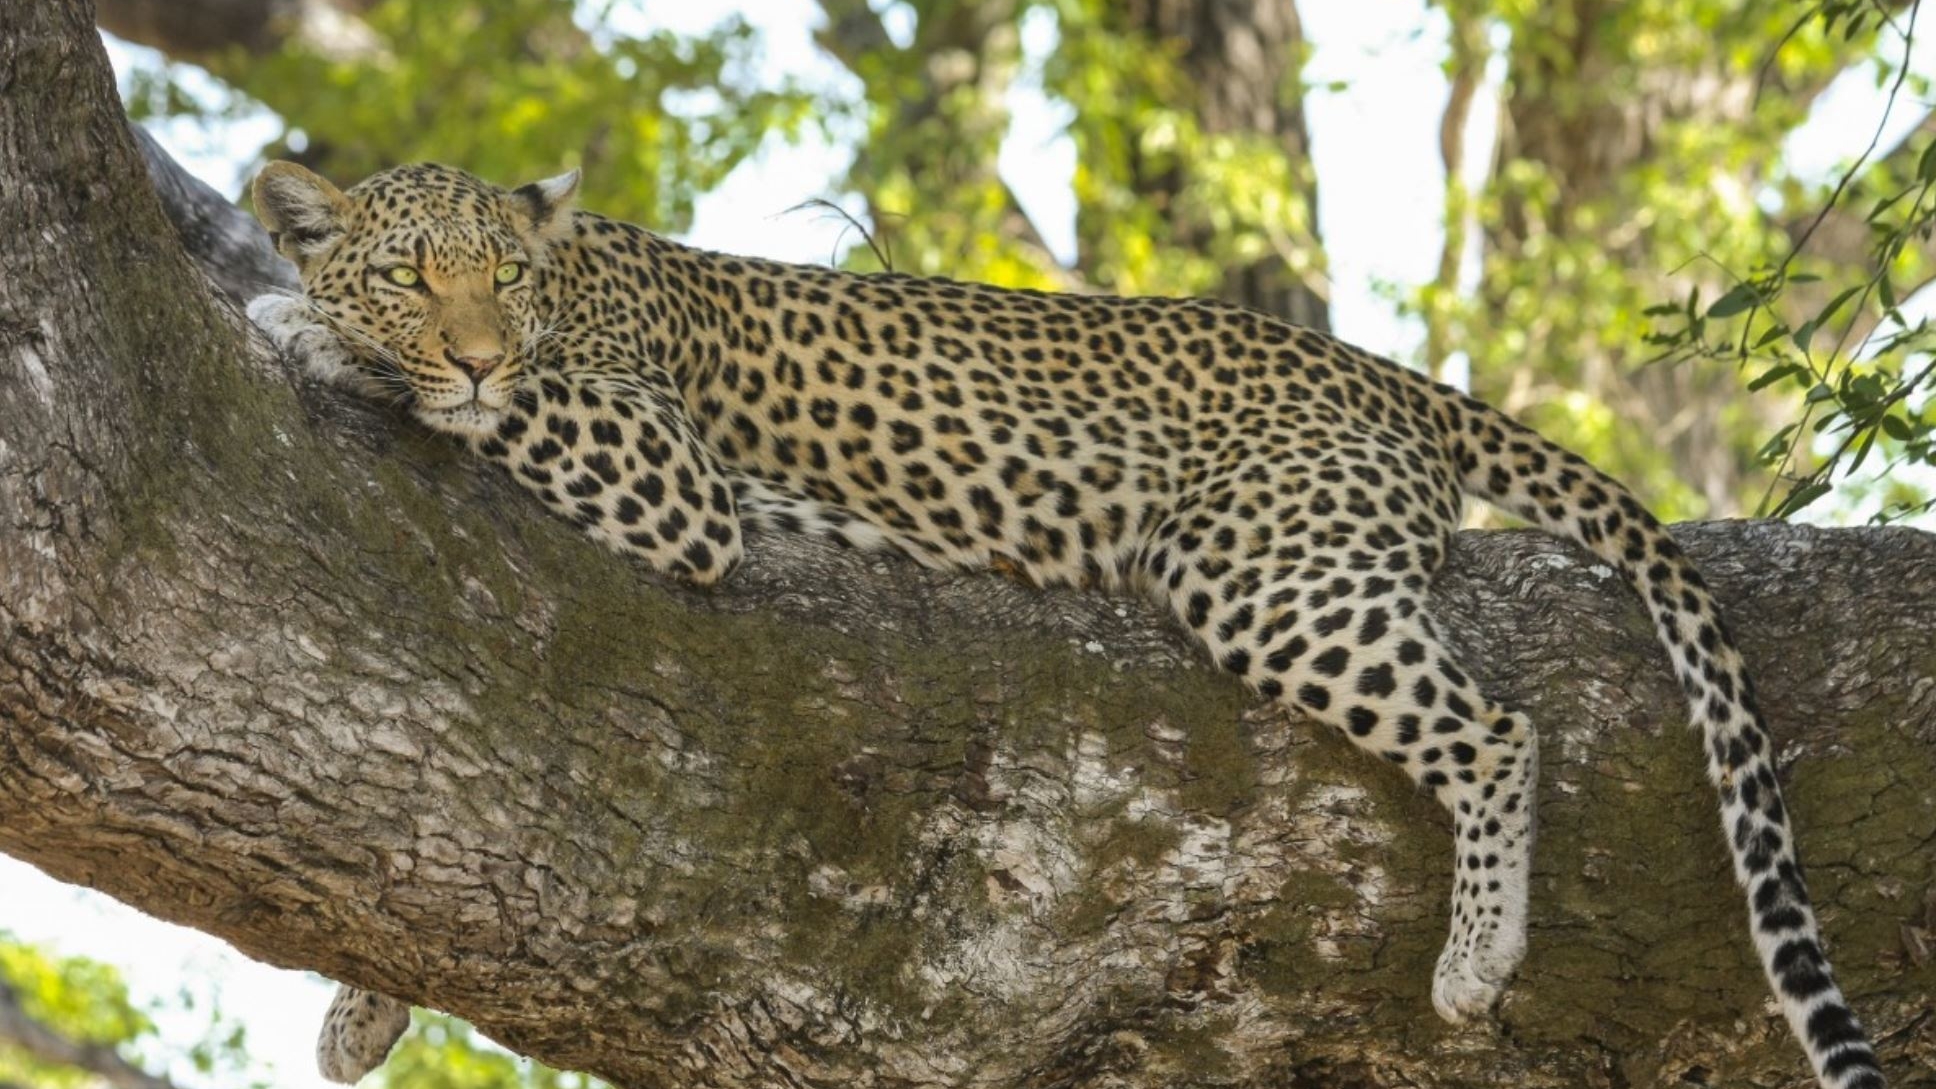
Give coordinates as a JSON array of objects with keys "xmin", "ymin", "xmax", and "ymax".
[{"xmin": 245, "ymin": 159, "xmax": 1884, "ymax": 1089}]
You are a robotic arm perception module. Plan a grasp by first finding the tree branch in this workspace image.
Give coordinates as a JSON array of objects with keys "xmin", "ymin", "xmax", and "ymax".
[
  {"xmin": 96, "ymin": 0, "xmax": 381, "ymax": 63},
  {"xmin": 1778, "ymin": 105, "xmax": 1936, "ymax": 348},
  {"xmin": 129, "ymin": 123, "xmax": 297, "ymax": 299},
  {"xmin": 0, "ymin": 981, "xmax": 179, "ymax": 1089},
  {"xmin": 809, "ymin": 0, "xmax": 893, "ymax": 73},
  {"xmin": 4, "ymin": 8, "xmax": 1934, "ymax": 1087}
]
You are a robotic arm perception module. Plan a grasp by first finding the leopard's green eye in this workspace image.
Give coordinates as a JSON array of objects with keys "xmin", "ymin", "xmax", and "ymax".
[
  {"xmin": 382, "ymin": 266, "xmax": 421, "ymax": 288},
  {"xmin": 494, "ymin": 262, "xmax": 525, "ymax": 286}
]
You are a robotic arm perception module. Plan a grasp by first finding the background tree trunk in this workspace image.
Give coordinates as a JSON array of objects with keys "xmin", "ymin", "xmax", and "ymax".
[
  {"xmin": 1478, "ymin": 0, "xmax": 1768, "ymax": 514},
  {"xmin": 4, "ymin": 4, "xmax": 1935, "ymax": 1087},
  {"xmin": 1464, "ymin": 0, "xmax": 1929, "ymax": 517},
  {"xmin": 1072, "ymin": 0, "xmax": 1328, "ymax": 329}
]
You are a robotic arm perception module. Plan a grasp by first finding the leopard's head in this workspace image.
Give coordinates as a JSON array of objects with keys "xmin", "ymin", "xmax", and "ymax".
[{"xmin": 251, "ymin": 161, "xmax": 578, "ymax": 436}]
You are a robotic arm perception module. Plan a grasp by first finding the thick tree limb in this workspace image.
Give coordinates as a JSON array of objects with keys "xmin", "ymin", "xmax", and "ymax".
[
  {"xmin": 129, "ymin": 123, "xmax": 297, "ymax": 300},
  {"xmin": 3, "ymin": 6, "xmax": 1935, "ymax": 1087}
]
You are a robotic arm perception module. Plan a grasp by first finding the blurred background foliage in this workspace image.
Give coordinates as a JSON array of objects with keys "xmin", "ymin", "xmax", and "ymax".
[
  {"xmin": 112, "ymin": 0, "xmax": 815, "ymax": 235},
  {"xmin": 0, "ymin": 931, "xmax": 599, "ymax": 1089},
  {"xmin": 370, "ymin": 1011, "xmax": 603, "ymax": 1089},
  {"xmin": 98, "ymin": 0, "xmax": 1936, "ymax": 524},
  {"xmin": 0, "ymin": 934, "xmax": 259, "ymax": 1089}
]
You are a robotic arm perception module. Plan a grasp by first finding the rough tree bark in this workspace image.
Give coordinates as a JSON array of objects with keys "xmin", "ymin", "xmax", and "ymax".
[{"xmin": 3, "ymin": 4, "xmax": 1935, "ymax": 1088}]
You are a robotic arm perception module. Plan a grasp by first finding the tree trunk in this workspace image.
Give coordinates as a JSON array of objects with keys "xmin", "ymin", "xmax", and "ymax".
[
  {"xmin": 814, "ymin": 0, "xmax": 1075, "ymax": 283},
  {"xmin": 4, "ymin": 5, "xmax": 1935, "ymax": 1087},
  {"xmin": 1468, "ymin": 0, "xmax": 1926, "ymax": 517},
  {"xmin": 1074, "ymin": 0, "xmax": 1328, "ymax": 329}
]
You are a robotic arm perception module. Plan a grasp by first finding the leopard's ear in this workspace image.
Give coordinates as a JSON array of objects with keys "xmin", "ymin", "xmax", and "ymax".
[
  {"xmin": 510, "ymin": 168, "xmax": 580, "ymax": 248},
  {"xmin": 252, "ymin": 161, "xmax": 351, "ymax": 271}
]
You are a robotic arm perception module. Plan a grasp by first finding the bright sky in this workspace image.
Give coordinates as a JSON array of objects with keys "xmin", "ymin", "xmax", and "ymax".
[{"xmin": 4, "ymin": 4, "xmax": 1928, "ymax": 1087}]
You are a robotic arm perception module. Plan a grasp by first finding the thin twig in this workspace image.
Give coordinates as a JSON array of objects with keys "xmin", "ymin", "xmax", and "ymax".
[{"xmin": 782, "ymin": 198, "xmax": 895, "ymax": 271}]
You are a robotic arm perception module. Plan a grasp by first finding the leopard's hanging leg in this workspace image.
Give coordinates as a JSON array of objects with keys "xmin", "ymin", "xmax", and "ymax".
[{"xmin": 316, "ymin": 985, "xmax": 411, "ymax": 1084}]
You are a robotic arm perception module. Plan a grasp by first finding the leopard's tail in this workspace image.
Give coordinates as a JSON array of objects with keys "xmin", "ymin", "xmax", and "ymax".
[{"xmin": 1443, "ymin": 389, "xmax": 1883, "ymax": 1089}]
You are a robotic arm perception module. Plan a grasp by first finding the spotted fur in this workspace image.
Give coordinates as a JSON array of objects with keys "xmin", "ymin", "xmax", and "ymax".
[
  {"xmin": 250, "ymin": 161, "xmax": 1882, "ymax": 1088},
  {"xmin": 314, "ymin": 984, "xmax": 411, "ymax": 1083}
]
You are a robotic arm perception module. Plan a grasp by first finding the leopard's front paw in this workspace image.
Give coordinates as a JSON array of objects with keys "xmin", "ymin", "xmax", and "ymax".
[
  {"xmin": 246, "ymin": 294, "xmax": 365, "ymax": 390},
  {"xmin": 316, "ymin": 985, "xmax": 411, "ymax": 1084},
  {"xmin": 1431, "ymin": 938, "xmax": 1509, "ymax": 1022}
]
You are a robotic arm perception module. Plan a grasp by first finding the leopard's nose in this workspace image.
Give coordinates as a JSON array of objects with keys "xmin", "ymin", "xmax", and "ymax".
[{"xmin": 446, "ymin": 348, "xmax": 502, "ymax": 382}]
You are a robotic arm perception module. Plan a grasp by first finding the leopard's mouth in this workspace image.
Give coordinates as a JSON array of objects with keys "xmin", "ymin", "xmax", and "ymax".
[
  {"xmin": 413, "ymin": 400, "xmax": 505, "ymax": 440},
  {"xmin": 410, "ymin": 363, "xmax": 523, "ymax": 414}
]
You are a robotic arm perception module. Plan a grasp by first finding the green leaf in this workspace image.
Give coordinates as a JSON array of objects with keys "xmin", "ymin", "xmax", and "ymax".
[
  {"xmin": 1848, "ymin": 425, "xmax": 1879, "ymax": 472},
  {"xmin": 1797, "ymin": 286, "xmax": 1863, "ymax": 353},
  {"xmin": 1706, "ymin": 282, "xmax": 1761, "ymax": 318},
  {"xmin": 1867, "ymin": 189, "xmax": 1909, "ymax": 223},
  {"xmin": 1777, "ymin": 481, "xmax": 1832, "ymax": 517},
  {"xmin": 1757, "ymin": 423, "xmax": 1801, "ymax": 463},
  {"xmin": 1918, "ymin": 139, "xmax": 1936, "ymax": 184},
  {"xmin": 1747, "ymin": 362, "xmax": 1806, "ymax": 391}
]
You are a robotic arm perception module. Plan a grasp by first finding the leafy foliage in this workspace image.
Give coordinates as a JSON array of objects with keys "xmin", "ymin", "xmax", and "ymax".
[
  {"xmin": 1413, "ymin": 0, "xmax": 1933, "ymax": 520},
  {"xmin": 821, "ymin": 0, "xmax": 1075, "ymax": 288},
  {"xmin": 122, "ymin": 0, "xmax": 814, "ymax": 232},
  {"xmin": 0, "ymin": 939, "xmax": 153, "ymax": 1089},
  {"xmin": 0, "ymin": 933, "xmax": 588, "ymax": 1089},
  {"xmin": 1643, "ymin": 0, "xmax": 1936, "ymax": 523},
  {"xmin": 1044, "ymin": 0, "xmax": 1322, "ymax": 300},
  {"xmin": 0, "ymin": 935, "xmax": 256, "ymax": 1089},
  {"xmin": 374, "ymin": 1011, "xmax": 604, "ymax": 1089}
]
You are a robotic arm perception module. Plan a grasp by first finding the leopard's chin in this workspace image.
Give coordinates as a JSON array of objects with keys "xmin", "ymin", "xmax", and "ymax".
[{"xmin": 414, "ymin": 401, "xmax": 504, "ymax": 440}]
